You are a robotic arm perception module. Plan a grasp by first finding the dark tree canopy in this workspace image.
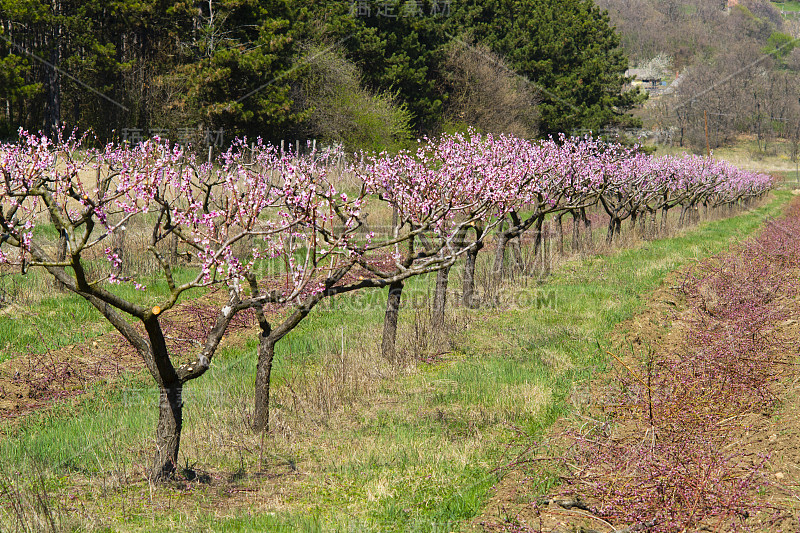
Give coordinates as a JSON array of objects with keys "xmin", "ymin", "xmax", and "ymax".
[
  {"xmin": 448, "ymin": 0, "xmax": 643, "ymax": 134},
  {"xmin": 1, "ymin": 0, "xmax": 641, "ymax": 141}
]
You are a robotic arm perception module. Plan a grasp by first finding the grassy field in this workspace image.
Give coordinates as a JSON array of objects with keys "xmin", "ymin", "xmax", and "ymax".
[
  {"xmin": 655, "ymin": 137, "xmax": 800, "ymax": 176},
  {"xmin": 772, "ymin": 0, "xmax": 800, "ymax": 12},
  {"xmin": 778, "ymin": 169, "xmax": 800, "ymax": 186},
  {"xmin": 0, "ymin": 266, "xmax": 204, "ymax": 363},
  {"xmin": 0, "ymin": 190, "xmax": 792, "ymax": 532}
]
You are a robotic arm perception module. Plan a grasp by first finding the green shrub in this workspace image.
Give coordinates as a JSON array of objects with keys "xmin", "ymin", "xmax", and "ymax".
[{"xmin": 292, "ymin": 45, "xmax": 413, "ymax": 153}]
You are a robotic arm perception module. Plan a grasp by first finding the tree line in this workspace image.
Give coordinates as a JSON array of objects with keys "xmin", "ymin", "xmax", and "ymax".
[{"xmin": 0, "ymin": 0, "xmax": 643, "ymax": 149}]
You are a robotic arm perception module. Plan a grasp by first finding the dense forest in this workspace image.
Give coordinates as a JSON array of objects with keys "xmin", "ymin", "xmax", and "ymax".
[
  {"xmin": 597, "ymin": 0, "xmax": 800, "ymax": 153},
  {"xmin": 0, "ymin": 0, "xmax": 643, "ymax": 150}
]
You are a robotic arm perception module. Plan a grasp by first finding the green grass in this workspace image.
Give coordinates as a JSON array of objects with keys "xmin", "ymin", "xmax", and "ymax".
[
  {"xmin": 772, "ymin": 0, "xmax": 800, "ymax": 12},
  {"xmin": 777, "ymin": 169, "xmax": 800, "ymax": 185},
  {"xmin": 0, "ymin": 191, "xmax": 792, "ymax": 532},
  {"xmin": 0, "ymin": 266, "xmax": 201, "ymax": 363}
]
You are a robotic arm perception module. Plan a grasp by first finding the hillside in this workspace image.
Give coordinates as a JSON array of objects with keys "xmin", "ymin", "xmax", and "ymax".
[{"xmin": 598, "ymin": 0, "xmax": 800, "ymax": 155}]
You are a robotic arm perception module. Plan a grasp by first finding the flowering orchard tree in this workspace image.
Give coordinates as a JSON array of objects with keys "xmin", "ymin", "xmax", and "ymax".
[
  {"xmin": 0, "ymin": 131, "xmax": 506, "ymax": 461},
  {"xmin": 356, "ymin": 131, "xmax": 527, "ymax": 356},
  {"xmin": 0, "ymin": 132, "xmax": 376, "ymax": 479},
  {"xmin": 358, "ymin": 131, "xmax": 773, "ymax": 335},
  {"xmin": 240, "ymin": 144, "xmax": 509, "ymax": 430},
  {"xmin": 0, "ymin": 128, "xmax": 773, "ymax": 481},
  {"xmin": 609, "ymin": 155, "xmax": 773, "ymax": 240},
  {"xmin": 488, "ymin": 135, "xmax": 624, "ymax": 279},
  {"xmin": 194, "ymin": 138, "xmax": 515, "ymax": 432},
  {"xmin": 182, "ymin": 138, "xmax": 772, "ymax": 438}
]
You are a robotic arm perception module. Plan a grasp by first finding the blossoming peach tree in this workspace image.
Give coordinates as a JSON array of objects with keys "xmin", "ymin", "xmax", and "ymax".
[
  {"xmin": 0, "ymin": 132, "xmax": 503, "ymax": 479},
  {"xmin": 0, "ymin": 129, "xmax": 772, "ymax": 482},
  {"xmin": 0, "ymin": 132, "xmax": 363, "ymax": 479}
]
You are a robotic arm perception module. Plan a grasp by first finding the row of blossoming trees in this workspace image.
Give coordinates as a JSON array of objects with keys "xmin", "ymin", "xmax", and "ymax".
[{"xmin": 0, "ymin": 130, "xmax": 772, "ymax": 480}]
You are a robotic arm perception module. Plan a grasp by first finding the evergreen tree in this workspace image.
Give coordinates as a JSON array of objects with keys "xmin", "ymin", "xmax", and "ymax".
[
  {"xmin": 1, "ymin": 0, "xmax": 642, "ymax": 141},
  {"xmin": 172, "ymin": 0, "xmax": 301, "ymax": 141},
  {"xmin": 449, "ymin": 0, "xmax": 643, "ymax": 134},
  {"xmin": 294, "ymin": 0, "xmax": 448, "ymax": 133}
]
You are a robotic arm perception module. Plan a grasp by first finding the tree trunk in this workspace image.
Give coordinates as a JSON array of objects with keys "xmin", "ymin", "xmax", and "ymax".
[
  {"xmin": 139, "ymin": 316, "xmax": 185, "ymax": 482},
  {"xmin": 661, "ymin": 206, "xmax": 670, "ymax": 233},
  {"xmin": 638, "ymin": 209, "xmax": 647, "ymax": 238},
  {"xmin": 648, "ymin": 208, "xmax": 657, "ymax": 239},
  {"xmin": 581, "ymin": 208, "xmax": 592, "ymax": 251},
  {"xmin": 152, "ymin": 383, "xmax": 182, "ymax": 481},
  {"xmin": 462, "ymin": 240, "xmax": 482, "ymax": 309},
  {"xmin": 381, "ymin": 280, "xmax": 404, "ymax": 362},
  {"xmin": 531, "ymin": 215, "xmax": 544, "ymax": 276},
  {"xmin": 511, "ymin": 237, "xmax": 525, "ymax": 274},
  {"xmin": 252, "ymin": 334, "xmax": 277, "ymax": 432},
  {"xmin": 112, "ymin": 227, "xmax": 126, "ymax": 274},
  {"xmin": 52, "ymin": 230, "xmax": 67, "ymax": 291},
  {"xmin": 169, "ymin": 233, "xmax": 179, "ymax": 266},
  {"xmin": 250, "ymin": 269, "xmax": 345, "ymax": 433},
  {"xmin": 431, "ymin": 266, "xmax": 450, "ymax": 329},
  {"xmin": 606, "ymin": 216, "xmax": 616, "ymax": 244},
  {"xmin": 541, "ymin": 221, "xmax": 550, "ymax": 278},
  {"xmin": 571, "ymin": 210, "xmax": 581, "ymax": 253},
  {"xmin": 555, "ymin": 213, "xmax": 564, "ymax": 256},
  {"xmin": 492, "ymin": 232, "xmax": 509, "ymax": 288}
]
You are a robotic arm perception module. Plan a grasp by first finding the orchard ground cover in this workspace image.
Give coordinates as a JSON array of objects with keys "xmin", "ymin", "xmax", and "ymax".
[
  {"xmin": 477, "ymin": 192, "xmax": 800, "ymax": 532},
  {"xmin": 0, "ymin": 178, "xmax": 790, "ymax": 531}
]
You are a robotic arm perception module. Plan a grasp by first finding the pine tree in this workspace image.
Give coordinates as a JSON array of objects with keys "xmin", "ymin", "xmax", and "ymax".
[{"xmin": 449, "ymin": 0, "xmax": 644, "ymax": 134}]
